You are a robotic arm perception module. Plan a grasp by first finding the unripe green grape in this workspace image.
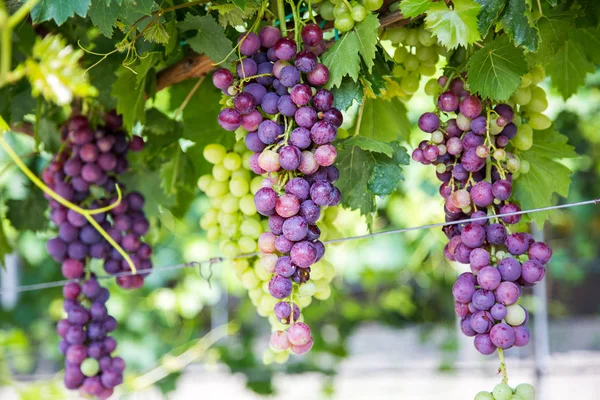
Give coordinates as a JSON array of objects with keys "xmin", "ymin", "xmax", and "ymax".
[
  {"xmin": 249, "ymin": 288, "xmax": 263, "ymax": 302},
  {"xmin": 206, "ymin": 226, "xmax": 220, "ymax": 241},
  {"xmin": 418, "ymin": 28, "xmax": 436, "ymax": 46},
  {"xmin": 495, "ymin": 250, "xmax": 506, "ymax": 260},
  {"xmin": 259, "ymin": 294, "xmax": 278, "ymax": 314},
  {"xmin": 363, "ymin": 0, "xmax": 383, "ymax": 11},
  {"xmin": 401, "ymin": 74, "xmax": 420, "ymax": 94},
  {"xmin": 233, "ymin": 139, "xmax": 246, "ymax": 153},
  {"xmin": 262, "ymin": 348, "xmax": 275, "ymax": 365},
  {"xmin": 240, "ymin": 218, "xmax": 262, "ymax": 238},
  {"xmin": 321, "ymin": 260, "xmax": 336, "ymax": 281},
  {"xmin": 203, "ymin": 144, "xmax": 227, "ymax": 164},
  {"xmin": 197, "ymin": 174, "xmax": 212, "ymax": 191},
  {"xmin": 514, "ymin": 383, "xmax": 535, "ymax": 400},
  {"xmin": 223, "ymin": 152, "xmax": 242, "ymax": 171},
  {"xmin": 207, "ymin": 180, "xmax": 229, "ymax": 197},
  {"xmin": 229, "ymin": 176, "xmax": 250, "ymax": 197},
  {"xmin": 212, "ymin": 163, "xmax": 231, "ymax": 182},
  {"xmin": 242, "ymin": 269, "xmax": 260, "ymax": 289},
  {"xmin": 210, "ymin": 195, "xmax": 224, "ymax": 208},
  {"xmin": 418, "ymin": 63, "xmax": 436, "ymax": 77},
  {"xmin": 392, "ymin": 65, "xmax": 408, "ymax": 79},
  {"xmin": 512, "ymin": 87, "xmax": 531, "ymax": 105},
  {"xmin": 393, "ymin": 46, "xmax": 409, "ymax": 63},
  {"xmin": 351, "ymin": 4, "xmax": 367, "ymax": 21},
  {"xmin": 297, "ymin": 294, "xmax": 313, "ymax": 308},
  {"xmin": 521, "ymin": 73, "xmax": 533, "ymax": 87},
  {"xmin": 383, "ymin": 27, "xmax": 408, "ymax": 44},
  {"xmin": 239, "ymin": 194, "xmax": 257, "ymax": 216},
  {"xmin": 457, "ymin": 113, "xmax": 472, "ymax": 131},
  {"xmin": 250, "ymin": 176, "xmax": 263, "ymax": 194},
  {"xmin": 525, "ymin": 97, "xmax": 548, "ymax": 113},
  {"xmin": 510, "ymin": 396, "xmax": 524, "ymax": 400},
  {"xmin": 334, "ymin": 14, "xmax": 355, "ymax": 32},
  {"xmin": 80, "ymin": 358, "xmax": 100, "ymax": 377},
  {"xmin": 528, "ymin": 112, "xmax": 551, "ymax": 130},
  {"xmin": 232, "ymin": 168, "xmax": 250, "ymax": 180},
  {"xmin": 431, "ymin": 130, "xmax": 444, "ymax": 144},
  {"xmin": 310, "ymin": 262, "xmax": 325, "ymax": 280},
  {"xmin": 239, "ymin": 236, "xmax": 257, "ymax": 253},
  {"xmin": 493, "ymin": 383, "xmax": 513, "ymax": 400},
  {"xmin": 505, "ymin": 304, "xmax": 526, "ymax": 326},
  {"xmin": 514, "ymin": 123, "xmax": 533, "ymax": 149},
  {"xmin": 319, "ymin": 2, "xmax": 335, "ymax": 20},
  {"xmin": 254, "ymin": 265, "xmax": 271, "ymax": 282},
  {"xmin": 333, "ymin": 1, "xmax": 350, "ymax": 17},
  {"xmin": 520, "ymin": 159, "xmax": 530, "ymax": 174},
  {"xmin": 530, "ymin": 65, "xmax": 545, "ymax": 84},
  {"xmin": 299, "ymin": 281, "xmax": 317, "ymax": 297},
  {"xmin": 404, "ymin": 54, "xmax": 420, "ymax": 71},
  {"xmin": 493, "ymin": 148, "xmax": 506, "ymax": 161},
  {"xmin": 474, "ymin": 392, "xmax": 494, "ymax": 400},
  {"xmin": 314, "ymin": 280, "xmax": 332, "ymax": 300},
  {"xmin": 404, "ymin": 28, "xmax": 419, "ymax": 46},
  {"xmin": 490, "ymin": 118, "xmax": 504, "ymax": 135},
  {"xmin": 222, "ymin": 194, "xmax": 240, "ymax": 213},
  {"xmin": 507, "ymin": 156, "xmax": 520, "ymax": 173},
  {"xmin": 273, "ymin": 351, "xmax": 289, "ymax": 364},
  {"xmin": 424, "ymin": 78, "xmax": 439, "ymax": 96},
  {"xmin": 202, "ymin": 208, "xmax": 219, "ymax": 224},
  {"xmin": 416, "ymin": 45, "xmax": 436, "ymax": 61}
]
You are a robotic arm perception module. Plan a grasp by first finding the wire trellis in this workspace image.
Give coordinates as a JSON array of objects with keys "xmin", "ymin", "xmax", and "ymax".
[{"xmin": 0, "ymin": 197, "xmax": 598, "ymax": 295}]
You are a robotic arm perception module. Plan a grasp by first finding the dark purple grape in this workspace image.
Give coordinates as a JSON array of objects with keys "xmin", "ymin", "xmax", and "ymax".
[
  {"xmin": 273, "ymin": 38, "xmax": 297, "ymax": 61},
  {"xmin": 494, "ymin": 104, "xmax": 514, "ymax": 122},
  {"xmin": 234, "ymin": 92, "xmax": 256, "ymax": 115},
  {"xmin": 499, "ymin": 203, "xmax": 521, "ymax": 224},
  {"xmin": 295, "ymin": 50, "xmax": 317, "ymax": 73},
  {"xmin": 307, "ymin": 63, "xmax": 329, "ymax": 86},
  {"xmin": 310, "ymin": 120, "xmax": 337, "ymax": 145},
  {"xmin": 322, "ymin": 108, "xmax": 343, "ymax": 127},
  {"xmin": 462, "ymin": 132, "xmax": 485, "ymax": 149},
  {"xmin": 486, "ymin": 223, "xmax": 507, "ymax": 245},
  {"xmin": 239, "ymin": 32, "xmax": 261, "ymax": 56},
  {"xmin": 261, "ymin": 92, "xmax": 280, "ymax": 115},
  {"xmin": 492, "ymin": 180, "xmax": 512, "ymax": 200},
  {"xmin": 218, "ymin": 108, "xmax": 242, "ymax": 131},
  {"xmin": 461, "ymin": 148, "xmax": 486, "ymax": 172},
  {"xmin": 501, "ymin": 122, "xmax": 517, "ymax": 139},
  {"xmin": 301, "ymin": 24, "xmax": 323, "ymax": 46},
  {"xmin": 470, "ymin": 116, "xmax": 487, "ymax": 135},
  {"xmin": 268, "ymin": 275, "xmax": 293, "ymax": 298},
  {"xmin": 236, "ymin": 58, "xmax": 258, "ymax": 79},
  {"xmin": 243, "ymin": 83, "xmax": 267, "ymax": 104},
  {"xmin": 212, "ymin": 68, "xmax": 233, "ymax": 90},
  {"xmin": 256, "ymin": 62, "xmax": 274, "ymax": 86},
  {"xmin": 277, "ymin": 94, "xmax": 298, "ymax": 117},
  {"xmin": 418, "ymin": 112, "xmax": 440, "ymax": 133},
  {"xmin": 438, "ymin": 91, "xmax": 459, "ymax": 112},
  {"xmin": 312, "ymin": 89, "xmax": 333, "ymax": 112},
  {"xmin": 285, "ymin": 177, "xmax": 310, "ymax": 200},
  {"xmin": 291, "ymin": 84, "xmax": 312, "ymax": 106},
  {"xmin": 310, "ymin": 180, "xmax": 334, "ymax": 206}
]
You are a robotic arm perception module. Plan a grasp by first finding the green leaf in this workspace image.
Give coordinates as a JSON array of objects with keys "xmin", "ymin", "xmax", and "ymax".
[
  {"xmin": 336, "ymin": 145, "xmax": 376, "ymax": 215},
  {"xmin": 143, "ymin": 23, "xmax": 170, "ymax": 44},
  {"xmin": 0, "ymin": 216, "xmax": 12, "ymax": 264},
  {"xmin": 362, "ymin": 49, "xmax": 393, "ymax": 97},
  {"xmin": 112, "ymin": 70, "xmax": 146, "ymax": 131},
  {"xmin": 31, "ymin": 0, "xmax": 91, "ymax": 25},
  {"xmin": 570, "ymin": 26, "xmax": 600, "ymax": 64},
  {"xmin": 368, "ymin": 162, "xmax": 404, "ymax": 196},
  {"xmin": 358, "ymin": 97, "xmax": 410, "ymax": 141},
  {"xmin": 354, "ymin": 14, "xmax": 380, "ymax": 73},
  {"xmin": 211, "ymin": 3, "xmax": 259, "ymax": 27},
  {"xmin": 343, "ymin": 137, "xmax": 394, "ymax": 157},
  {"xmin": 88, "ymin": 0, "xmax": 121, "ymax": 37},
  {"xmin": 425, "ymin": 0, "xmax": 481, "ymax": 49},
  {"xmin": 546, "ymin": 37, "xmax": 595, "ymax": 99},
  {"xmin": 514, "ymin": 128, "xmax": 577, "ymax": 227},
  {"xmin": 498, "ymin": 0, "xmax": 539, "ymax": 51},
  {"xmin": 466, "ymin": 36, "xmax": 528, "ymax": 101},
  {"xmin": 322, "ymin": 31, "xmax": 361, "ymax": 88},
  {"xmin": 5, "ymin": 185, "xmax": 47, "ymax": 232},
  {"xmin": 474, "ymin": 0, "xmax": 505, "ymax": 35},
  {"xmin": 88, "ymin": 0, "xmax": 155, "ymax": 37},
  {"xmin": 179, "ymin": 15, "xmax": 234, "ymax": 63},
  {"xmin": 400, "ymin": 0, "xmax": 432, "ymax": 18},
  {"xmin": 37, "ymin": 118, "xmax": 61, "ymax": 153},
  {"xmin": 533, "ymin": 10, "xmax": 576, "ymax": 66},
  {"xmin": 144, "ymin": 108, "xmax": 174, "ymax": 135},
  {"xmin": 331, "ymin": 78, "xmax": 363, "ymax": 111}
]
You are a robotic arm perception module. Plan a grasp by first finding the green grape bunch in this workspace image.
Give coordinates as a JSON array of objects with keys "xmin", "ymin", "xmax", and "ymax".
[
  {"xmin": 475, "ymin": 382, "xmax": 535, "ymax": 400},
  {"xmin": 317, "ymin": 0, "xmax": 385, "ymax": 32}
]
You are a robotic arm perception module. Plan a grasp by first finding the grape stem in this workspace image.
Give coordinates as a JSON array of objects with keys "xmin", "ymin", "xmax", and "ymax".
[
  {"xmin": 497, "ymin": 348, "xmax": 509, "ymax": 384},
  {"xmin": 277, "ymin": 0, "xmax": 288, "ymax": 36},
  {"xmin": 0, "ymin": 118, "xmax": 138, "ymax": 274}
]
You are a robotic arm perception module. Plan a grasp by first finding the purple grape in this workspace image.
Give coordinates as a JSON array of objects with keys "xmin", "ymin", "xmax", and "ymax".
[
  {"xmin": 521, "ymin": 259, "xmax": 545, "ymax": 284},
  {"xmin": 259, "ymin": 25, "xmax": 281, "ymax": 48},
  {"xmin": 299, "ymin": 200, "xmax": 320, "ymax": 224},
  {"xmin": 312, "ymin": 89, "xmax": 333, "ymax": 112},
  {"xmin": 470, "ymin": 310, "xmax": 494, "ymax": 333},
  {"xmin": 513, "ymin": 325, "xmax": 530, "ymax": 346},
  {"xmin": 268, "ymin": 275, "xmax": 293, "ymax": 298},
  {"xmin": 472, "ymin": 289, "xmax": 495, "ymax": 311},
  {"xmin": 275, "ymin": 235, "xmax": 294, "ymax": 253},
  {"xmin": 454, "ymin": 243, "xmax": 473, "ymax": 264},
  {"xmin": 274, "ymin": 38, "xmax": 297, "ymax": 60},
  {"xmin": 301, "ymin": 24, "xmax": 323, "ymax": 46},
  {"xmin": 268, "ymin": 215, "xmax": 285, "ymax": 235},
  {"xmin": 218, "ymin": 108, "xmax": 242, "ymax": 131},
  {"xmin": 274, "ymin": 301, "xmax": 300, "ymax": 323},
  {"xmin": 275, "ymin": 256, "xmax": 297, "ymax": 278},
  {"xmin": 254, "ymin": 187, "xmax": 278, "ymax": 215},
  {"xmin": 277, "ymin": 94, "xmax": 298, "ymax": 117},
  {"xmin": 256, "ymin": 62, "xmax": 274, "ymax": 86},
  {"xmin": 104, "ymin": 316, "xmax": 117, "ymax": 332},
  {"xmin": 461, "ymin": 147, "xmax": 485, "ymax": 172},
  {"xmin": 64, "ymin": 366, "xmax": 85, "ymax": 389},
  {"xmin": 310, "ymin": 120, "xmax": 337, "ymax": 145},
  {"xmin": 452, "ymin": 277, "xmax": 476, "ymax": 303},
  {"xmin": 418, "ymin": 112, "xmax": 440, "ymax": 133},
  {"xmin": 79, "ymin": 143, "xmax": 98, "ymax": 163},
  {"xmin": 322, "ymin": 108, "xmax": 343, "ymax": 128},
  {"xmin": 459, "ymin": 95, "xmax": 482, "ymax": 118},
  {"xmin": 290, "ymin": 241, "xmax": 317, "ymax": 268},
  {"xmin": 294, "ymin": 50, "xmax": 317, "ymax": 73},
  {"xmin": 244, "ymin": 83, "xmax": 267, "ymax": 104},
  {"xmin": 79, "ymin": 225, "xmax": 101, "ymax": 245},
  {"xmin": 455, "ymin": 301, "xmax": 470, "ymax": 318},
  {"xmin": 470, "ymin": 181, "xmax": 494, "ymax": 207},
  {"xmin": 291, "ymin": 84, "xmax": 312, "ymax": 106},
  {"xmin": 307, "ymin": 63, "xmax": 329, "ymax": 86},
  {"xmin": 499, "ymin": 203, "xmax": 522, "ymax": 224},
  {"xmin": 452, "ymin": 163, "xmax": 468, "ymax": 180},
  {"xmin": 245, "ymin": 132, "xmax": 267, "ymax": 152},
  {"xmin": 528, "ymin": 241, "xmax": 552, "ymax": 264},
  {"xmin": 295, "ymin": 106, "xmax": 318, "ymax": 128},
  {"xmin": 505, "ymin": 232, "xmax": 531, "ymax": 256},
  {"xmin": 492, "ymin": 180, "xmax": 512, "ymax": 200},
  {"xmin": 236, "ymin": 58, "xmax": 257, "ymax": 79},
  {"xmin": 477, "ymin": 266, "xmax": 502, "ymax": 290},
  {"xmin": 310, "ymin": 180, "xmax": 334, "ymax": 206},
  {"xmin": 239, "ymin": 32, "xmax": 260, "ymax": 56},
  {"xmin": 501, "ymin": 122, "xmax": 517, "ymax": 139},
  {"xmin": 290, "ymin": 127, "xmax": 312, "ymax": 149},
  {"xmin": 258, "ymin": 120, "xmax": 283, "ymax": 144},
  {"xmin": 234, "ymin": 92, "xmax": 256, "ymax": 115},
  {"xmin": 494, "ymin": 104, "xmax": 514, "ymax": 122},
  {"xmin": 495, "ymin": 281, "xmax": 520, "ymax": 305},
  {"xmin": 285, "ymin": 178, "xmax": 310, "ymax": 200},
  {"xmin": 486, "ymin": 223, "xmax": 507, "ymax": 245},
  {"xmin": 438, "ymin": 91, "xmax": 459, "ymax": 112},
  {"xmin": 471, "ymin": 116, "xmax": 487, "ymax": 135},
  {"xmin": 282, "ymin": 216, "xmax": 308, "ymax": 241},
  {"xmin": 242, "ymin": 111, "xmax": 263, "ymax": 131},
  {"xmin": 489, "ymin": 323, "xmax": 515, "ymax": 349},
  {"xmin": 326, "ymin": 165, "xmax": 339, "ymax": 182},
  {"xmin": 280, "ymin": 66, "xmax": 301, "ymax": 87},
  {"xmin": 103, "ymin": 336, "xmax": 117, "ymax": 353},
  {"xmin": 491, "ymin": 303, "xmax": 507, "ymax": 320},
  {"xmin": 59, "ymin": 223, "xmax": 79, "ymax": 243},
  {"xmin": 460, "ymin": 315, "xmax": 477, "ymax": 337},
  {"xmin": 461, "ymin": 224, "xmax": 485, "ymax": 248},
  {"xmin": 212, "ymin": 68, "xmax": 233, "ymax": 90},
  {"xmin": 261, "ymin": 92, "xmax": 280, "ymax": 115},
  {"xmin": 474, "ymin": 333, "xmax": 497, "ymax": 355},
  {"xmin": 279, "ymin": 145, "xmax": 302, "ymax": 170},
  {"xmin": 306, "ymin": 224, "xmax": 321, "ymax": 240},
  {"xmin": 496, "ymin": 257, "xmax": 521, "ymax": 282}
]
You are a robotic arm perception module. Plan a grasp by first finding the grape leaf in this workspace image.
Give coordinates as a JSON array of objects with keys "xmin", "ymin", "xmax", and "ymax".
[
  {"xmin": 400, "ymin": 0, "xmax": 432, "ymax": 18},
  {"xmin": 211, "ymin": 3, "xmax": 258, "ymax": 27},
  {"xmin": 31, "ymin": 0, "xmax": 91, "ymax": 25},
  {"xmin": 331, "ymin": 78, "xmax": 363, "ymax": 111},
  {"xmin": 498, "ymin": 0, "xmax": 539, "ymax": 52},
  {"xmin": 425, "ymin": 0, "xmax": 481, "ymax": 50},
  {"xmin": 88, "ymin": 0, "xmax": 121, "ymax": 37},
  {"xmin": 533, "ymin": 10, "xmax": 576, "ymax": 66},
  {"xmin": 88, "ymin": 0, "xmax": 155, "ymax": 38},
  {"xmin": 143, "ymin": 23, "xmax": 170, "ymax": 44},
  {"xmin": 354, "ymin": 14, "xmax": 380, "ymax": 73},
  {"xmin": 514, "ymin": 128, "xmax": 577, "ymax": 227},
  {"xmin": 358, "ymin": 97, "xmax": 410, "ymax": 142},
  {"xmin": 466, "ymin": 36, "xmax": 528, "ymax": 101},
  {"xmin": 5, "ymin": 184, "xmax": 47, "ymax": 232},
  {"xmin": 546, "ymin": 37, "xmax": 594, "ymax": 100},
  {"xmin": 570, "ymin": 27, "xmax": 600, "ymax": 64},
  {"xmin": 322, "ymin": 31, "xmax": 361, "ymax": 88},
  {"xmin": 179, "ymin": 15, "xmax": 234, "ymax": 63},
  {"xmin": 159, "ymin": 145, "xmax": 195, "ymax": 196},
  {"xmin": 336, "ymin": 145, "xmax": 376, "ymax": 215},
  {"xmin": 37, "ymin": 118, "xmax": 61, "ymax": 153},
  {"xmin": 112, "ymin": 71, "xmax": 146, "ymax": 131},
  {"xmin": 474, "ymin": 0, "xmax": 505, "ymax": 35},
  {"xmin": 343, "ymin": 136, "xmax": 394, "ymax": 157},
  {"xmin": 120, "ymin": 169, "xmax": 175, "ymax": 217},
  {"xmin": 144, "ymin": 108, "xmax": 174, "ymax": 136},
  {"xmin": 367, "ymin": 145, "xmax": 409, "ymax": 196}
]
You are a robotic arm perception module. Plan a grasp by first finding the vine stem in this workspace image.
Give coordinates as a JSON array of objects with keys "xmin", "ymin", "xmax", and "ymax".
[
  {"xmin": 173, "ymin": 77, "xmax": 203, "ymax": 119},
  {"xmin": 0, "ymin": 117, "xmax": 138, "ymax": 274},
  {"xmin": 353, "ymin": 93, "xmax": 367, "ymax": 136},
  {"xmin": 277, "ymin": 0, "xmax": 288, "ymax": 36},
  {"xmin": 497, "ymin": 348, "xmax": 509, "ymax": 384}
]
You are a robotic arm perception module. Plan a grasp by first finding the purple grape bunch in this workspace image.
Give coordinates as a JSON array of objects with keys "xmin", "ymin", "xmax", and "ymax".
[
  {"xmin": 57, "ymin": 276, "xmax": 124, "ymax": 399},
  {"xmin": 413, "ymin": 77, "xmax": 553, "ymax": 355},
  {"xmin": 43, "ymin": 113, "xmax": 153, "ymax": 290},
  {"xmin": 212, "ymin": 24, "xmax": 340, "ymax": 355}
]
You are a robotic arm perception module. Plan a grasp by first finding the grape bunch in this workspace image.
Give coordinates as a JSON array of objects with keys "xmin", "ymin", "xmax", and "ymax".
[
  {"xmin": 475, "ymin": 382, "xmax": 535, "ymax": 400},
  {"xmin": 317, "ymin": 0, "xmax": 384, "ymax": 32},
  {"xmin": 382, "ymin": 25, "xmax": 440, "ymax": 100},
  {"xmin": 412, "ymin": 76, "xmax": 553, "ymax": 355},
  {"xmin": 43, "ymin": 113, "xmax": 152, "ymax": 289},
  {"xmin": 211, "ymin": 24, "xmax": 341, "ymax": 355},
  {"xmin": 57, "ymin": 276, "xmax": 124, "ymax": 399},
  {"xmin": 198, "ymin": 141, "xmax": 266, "ymax": 258}
]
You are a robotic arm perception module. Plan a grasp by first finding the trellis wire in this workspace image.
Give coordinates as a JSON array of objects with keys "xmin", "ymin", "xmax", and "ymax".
[{"xmin": 0, "ymin": 197, "xmax": 597, "ymax": 295}]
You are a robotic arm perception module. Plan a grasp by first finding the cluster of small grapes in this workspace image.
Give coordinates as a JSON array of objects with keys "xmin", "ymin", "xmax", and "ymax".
[
  {"xmin": 57, "ymin": 276, "xmax": 124, "ymax": 399},
  {"xmin": 381, "ymin": 25, "xmax": 440, "ymax": 99},
  {"xmin": 475, "ymin": 382, "xmax": 535, "ymax": 400},
  {"xmin": 198, "ymin": 142, "xmax": 266, "ymax": 258},
  {"xmin": 412, "ymin": 77, "xmax": 552, "ymax": 355},
  {"xmin": 317, "ymin": 0, "xmax": 383, "ymax": 31},
  {"xmin": 211, "ymin": 24, "xmax": 341, "ymax": 356},
  {"xmin": 43, "ymin": 113, "xmax": 152, "ymax": 289}
]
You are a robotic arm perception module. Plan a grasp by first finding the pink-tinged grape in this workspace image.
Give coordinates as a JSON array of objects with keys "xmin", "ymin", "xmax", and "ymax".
[
  {"xmin": 513, "ymin": 325, "xmax": 531, "ymax": 347},
  {"xmin": 446, "ymin": 137, "xmax": 463, "ymax": 155},
  {"xmin": 299, "ymin": 151, "xmax": 319, "ymax": 175},
  {"xmin": 261, "ymin": 92, "xmax": 280, "ymax": 115},
  {"xmin": 290, "ymin": 127, "xmax": 312, "ymax": 149},
  {"xmin": 288, "ymin": 322, "xmax": 311, "ymax": 346},
  {"xmin": 79, "ymin": 143, "xmax": 98, "ymax": 163},
  {"xmin": 291, "ymin": 338, "xmax": 314, "ymax": 355},
  {"xmin": 455, "ymin": 301, "xmax": 470, "ymax": 318},
  {"xmin": 505, "ymin": 233, "xmax": 531, "ymax": 255},
  {"xmin": 486, "ymin": 223, "xmax": 507, "ymax": 245},
  {"xmin": 521, "ymin": 259, "xmax": 546, "ymax": 284},
  {"xmin": 307, "ymin": 63, "xmax": 329, "ymax": 86},
  {"xmin": 279, "ymin": 145, "xmax": 302, "ymax": 170},
  {"xmin": 454, "ymin": 243, "xmax": 473, "ymax": 264},
  {"xmin": 274, "ymin": 38, "xmax": 297, "ymax": 60},
  {"xmin": 301, "ymin": 24, "xmax": 323, "ymax": 46},
  {"xmin": 438, "ymin": 91, "xmax": 459, "ymax": 112},
  {"xmin": 275, "ymin": 235, "xmax": 294, "ymax": 253},
  {"xmin": 236, "ymin": 58, "xmax": 258, "ymax": 79},
  {"xmin": 312, "ymin": 89, "xmax": 334, "ymax": 112},
  {"xmin": 259, "ymin": 25, "xmax": 281, "ymax": 48},
  {"xmin": 314, "ymin": 144, "xmax": 337, "ymax": 166},
  {"xmin": 452, "ymin": 277, "xmax": 476, "ymax": 303},
  {"xmin": 477, "ymin": 266, "xmax": 502, "ymax": 290},
  {"xmin": 290, "ymin": 241, "xmax": 317, "ymax": 268},
  {"xmin": 322, "ymin": 108, "xmax": 343, "ymax": 128},
  {"xmin": 471, "ymin": 310, "xmax": 494, "ymax": 333},
  {"xmin": 452, "ymin": 189, "xmax": 471, "ymax": 208},
  {"xmin": 423, "ymin": 144, "xmax": 439, "ymax": 161},
  {"xmin": 489, "ymin": 323, "xmax": 515, "ymax": 349},
  {"xmin": 258, "ymin": 232, "xmax": 277, "ymax": 253},
  {"xmin": 258, "ymin": 149, "xmax": 280, "ymax": 172},
  {"xmin": 460, "ymin": 315, "xmax": 477, "ymax": 337},
  {"xmin": 499, "ymin": 203, "xmax": 522, "ymax": 224},
  {"xmin": 491, "ymin": 303, "xmax": 507, "ymax": 320},
  {"xmin": 472, "ymin": 289, "xmax": 495, "ymax": 311},
  {"xmin": 418, "ymin": 112, "xmax": 440, "ymax": 133},
  {"xmin": 495, "ymin": 281, "xmax": 520, "ymax": 305},
  {"xmin": 275, "ymin": 256, "xmax": 297, "ymax": 277},
  {"xmin": 474, "ymin": 333, "xmax": 497, "ymax": 355},
  {"xmin": 528, "ymin": 242, "xmax": 552, "ymax": 264},
  {"xmin": 461, "ymin": 224, "xmax": 486, "ymax": 248},
  {"xmin": 310, "ymin": 120, "xmax": 337, "ymax": 145},
  {"xmin": 282, "ymin": 216, "xmax": 308, "ymax": 241},
  {"xmin": 459, "ymin": 95, "xmax": 483, "ymax": 118},
  {"xmin": 81, "ymin": 163, "xmax": 103, "ymax": 183},
  {"xmin": 218, "ymin": 108, "xmax": 242, "ymax": 131},
  {"xmin": 412, "ymin": 148, "xmax": 425, "ymax": 163},
  {"xmin": 258, "ymin": 120, "xmax": 283, "ymax": 144},
  {"xmin": 97, "ymin": 152, "xmax": 117, "ymax": 171},
  {"xmin": 238, "ymin": 32, "xmax": 260, "ymax": 56},
  {"xmin": 234, "ymin": 92, "xmax": 256, "ymax": 115},
  {"xmin": 492, "ymin": 179, "xmax": 512, "ymax": 200},
  {"xmin": 285, "ymin": 177, "xmax": 310, "ymax": 200},
  {"xmin": 469, "ymin": 248, "xmax": 490, "ymax": 273},
  {"xmin": 476, "ymin": 145, "xmax": 489, "ymax": 158},
  {"xmin": 295, "ymin": 106, "xmax": 318, "ymax": 128},
  {"xmin": 275, "ymin": 194, "xmax": 300, "ymax": 218},
  {"xmin": 310, "ymin": 180, "xmax": 334, "ymax": 206},
  {"xmin": 291, "ymin": 84, "xmax": 312, "ymax": 106},
  {"xmin": 294, "ymin": 50, "xmax": 318, "ymax": 73},
  {"xmin": 268, "ymin": 275, "xmax": 293, "ymax": 298},
  {"xmin": 62, "ymin": 259, "xmax": 84, "ymax": 279},
  {"xmin": 270, "ymin": 330, "xmax": 291, "ymax": 351},
  {"xmin": 470, "ymin": 181, "xmax": 494, "ymax": 207},
  {"xmin": 461, "ymin": 148, "xmax": 486, "ymax": 171},
  {"xmin": 254, "ymin": 187, "xmax": 278, "ymax": 215},
  {"xmin": 299, "ymin": 200, "xmax": 321, "ymax": 224}
]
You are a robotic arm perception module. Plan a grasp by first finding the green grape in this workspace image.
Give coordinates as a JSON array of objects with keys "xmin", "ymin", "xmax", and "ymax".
[
  {"xmin": 273, "ymin": 351, "xmax": 289, "ymax": 364},
  {"xmin": 490, "ymin": 118, "xmax": 504, "ymax": 135},
  {"xmin": 242, "ymin": 269, "xmax": 260, "ymax": 289},
  {"xmin": 232, "ymin": 168, "xmax": 250, "ymax": 180},
  {"xmin": 334, "ymin": 14, "xmax": 355, "ymax": 32},
  {"xmin": 249, "ymin": 287, "xmax": 263, "ymax": 302},
  {"xmin": 242, "ymin": 151, "xmax": 252, "ymax": 170},
  {"xmin": 474, "ymin": 392, "xmax": 494, "ymax": 400},
  {"xmin": 383, "ymin": 27, "xmax": 408, "ymax": 44},
  {"xmin": 505, "ymin": 304, "xmax": 526, "ymax": 326},
  {"xmin": 512, "ymin": 87, "xmax": 531, "ymax": 105},
  {"xmin": 206, "ymin": 226, "xmax": 220, "ymax": 241},
  {"xmin": 80, "ymin": 358, "xmax": 100, "ymax": 377},
  {"xmin": 299, "ymin": 281, "xmax": 317, "ymax": 297},
  {"xmin": 259, "ymin": 294, "xmax": 278, "ymax": 315},
  {"xmin": 254, "ymin": 263, "xmax": 271, "ymax": 281},
  {"xmin": 510, "ymin": 396, "xmax": 524, "ymax": 400},
  {"xmin": 238, "ymin": 236, "xmax": 257, "ymax": 253},
  {"xmin": 240, "ymin": 218, "xmax": 262, "ymax": 238},
  {"xmin": 418, "ymin": 27, "xmax": 436, "ymax": 46},
  {"xmin": 416, "ymin": 45, "xmax": 436, "ymax": 61},
  {"xmin": 310, "ymin": 262, "xmax": 325, "ymax": 280},
  {"xmin": 221, "ymin": 194, "xmax": 240, "ymax": 213},
  {"xmin": 250, "ymin": 176, "xmax": 263, "ymax": 194},
  {"xmin": 229, "ymin": 176, "xmax": 250, "ymax": 197},
  {"xmin": 418, "ymin": 63, "xmax": 436, "ymax": 77},
  {"xmin": 197, "ymin": 174, "xmax": 212, "ymax": 191},
  {"xmin": 319, "ymin": 1, "xmax": 335, "ymax": 20},
  {"xmin": 239, "ymin": 194, "xmax": 257, "ymax": 215},
  {"xmin": 203, "ymin": 144, "xmax": 227, "ymax": 164},
  {"xmin": 297, "ymin": 294, "xmax": 313, "ymax": 308},
  {"xmin": 404, "ymin": 54, "xmax": 420, "ymax": 71},
  {"xmin": 222, "ymin": 241, "xmax": 240, "ymax": 258},
  {"xmin": 393, "ymin": 46, "xmax": 409, "ymax": 63},
  {"xmin": 262, "ymin": 348, "xmax": 275, "ymax": 365},
  {"xmin": 530, "ymin": 65, "xmax": 545, "ymax": 84},
  {"xmin": 400, "ymin": 73, "xmax": 420, "ymax": 94},
  {"xmin": 506, "ymin": 156, "xmax": 520, "ymax": 173},
  {"xmin": 362, "ymin": 0, "xmax": 383, "ymax": 11},
  {"xmin": 513, "ymin": 123, "xmax": 533, "ymax": 150},
  {"xmin": 404, "ymin": 28, "xmax": 419, "ymax": 46},
  {"xmin": 520, "ymin": 159, "xmax": 530, "ymax": 174},
  {"xmin": 223, "ymin": 152, "xmax": 242, "ymax": 171},
  {"xmin": 514, "ymin": 383, "xmax": 535, "ymax": 400},
  {"xmin": 233, "ymin": 139, "xmax": 246, "ymax": 153},
  {"xmin": 493, "ymin": 383, "xmax": 513, "ymax": 400},
  {"xmin": 314, "ymin": 279, "xmax": 332, "ymax": 300},
  {"xmin": 333, "ymin": 1, "xmax": 350, "ymax": 18},
  {"xmin": 212, "ymin": 163, "xmax": 231, "ymax": 182},
  {"xmin": 525, "ymin": 86, "xmax": 548, "ymax": 112},
  {"xmin": 520, "ymin": 73, "xmax": 533, "ymax": 87},
  {"xmin": 528, "ymin": 112, "xmax": 551, "ymax": 130},
  {"xmin": 351, "ymin": 4, "xmax": 367, "ymax": 21},
  {"xmin": 207, "ymin": 180, "xmax": 229, "ymax": 197},
  {"xmin": 424, "ymin": 78, "xmax": 439, "ymax": 96}
]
